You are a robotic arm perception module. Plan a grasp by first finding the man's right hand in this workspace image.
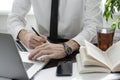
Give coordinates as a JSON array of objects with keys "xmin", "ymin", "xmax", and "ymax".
[{"xmin": 18, "ymin": 29, "xmax": 47, "ymax": 49}]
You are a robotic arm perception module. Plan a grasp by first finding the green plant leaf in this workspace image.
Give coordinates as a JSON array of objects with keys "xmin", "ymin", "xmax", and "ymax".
[
  {"xmin": 103, "ymin": 0, "xmax": 120, "ymax": 30},
  {"xmin": 118, "ymin": 21, "xmax": 120, "ymax": 29},
  {"xmin": 111, "ymin": 22, "xmax": 116, "ymax": 30}
]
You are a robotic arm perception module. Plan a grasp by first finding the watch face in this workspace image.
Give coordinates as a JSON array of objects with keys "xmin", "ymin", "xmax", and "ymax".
[
  {"xmin": 63, "ymin": 43, "xmax": 72, "ymax": 56},
  {"xmin": 66, "ymin": 46, "xmax": 72, "ymax": 55}
]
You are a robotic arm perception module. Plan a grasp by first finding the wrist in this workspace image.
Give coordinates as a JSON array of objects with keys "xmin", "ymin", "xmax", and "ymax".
[
  {"xmin": 65, "ymin": 40, "xmax": 80, "ymax": 52},
  {"xmin": 18, "ymin": 29, "xmax": 28, "ymax": 41},
  {"xmin": 62, "ymin": 43, "xmax": 72, "ymax": 56}
]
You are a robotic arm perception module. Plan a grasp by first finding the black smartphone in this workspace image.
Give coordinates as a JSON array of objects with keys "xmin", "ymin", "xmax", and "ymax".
[{"xmin": 56, "ymin": 61, "xmax": 72, "ymax": 76}]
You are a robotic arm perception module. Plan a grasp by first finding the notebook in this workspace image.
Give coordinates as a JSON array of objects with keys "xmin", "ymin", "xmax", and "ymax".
[
  {"xmin": 16, "ymin": 38, "xmax": 49, "ymax": 79},
  {"xmin": 19, "ymin": 51, "xmax": 48, "ymax": 79}
]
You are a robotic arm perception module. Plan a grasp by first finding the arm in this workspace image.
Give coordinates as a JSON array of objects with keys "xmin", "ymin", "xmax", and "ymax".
[
  {"xmin": 65, "ymin": 40, "xmax": 80, "ymax": 53},
  {"xmin": 7, "ymin": 0, "xmax": 31, "ymax": 39},
  {"xmin": 28, "ymin": 39, "xmax": 80, "ymax": 62},
  {"xmin": 61, "ymin": 0, "xmax": 103, "ymax": 55},
  {"xmin": 72, "ymin": 0, "xmax": 103, "ymax": 46},
  {"xmin": 18, "ymin": 29, "xmax": 47, "ymax": 49},
  {"xmin": 28, "ymin": 0, "xmax": 103, "ymax": 61},
  {"xmin": 7, "ymin": 0, "xmax": 47, "ymax": 49}
]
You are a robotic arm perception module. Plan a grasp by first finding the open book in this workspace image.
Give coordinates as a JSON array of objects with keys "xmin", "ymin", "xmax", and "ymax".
[{"xmin": 76, "ymin": 40, "xmax": 120, "ymax": 73}]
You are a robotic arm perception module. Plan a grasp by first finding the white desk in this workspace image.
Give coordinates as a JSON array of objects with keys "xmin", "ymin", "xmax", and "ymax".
[
  {"xmin": 33, "ymin": 63, "xmax": 120, "ymax": 80},
  {"xmin": 19, "ymin": 45, "xmax": 120, "ymax": 80}
]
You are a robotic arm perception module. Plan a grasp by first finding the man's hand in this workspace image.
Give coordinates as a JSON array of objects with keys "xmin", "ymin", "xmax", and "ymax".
[
  {"xmin": 18, "ymin": 29, "xmax": 47, "ymax": 49},
  {"xmin": 28, "ymin": 43, "xmax": 67, "ymax": 62},
  {"xmin": 28, "ymin": 40, "xmax": 80, "ymax": 62}
]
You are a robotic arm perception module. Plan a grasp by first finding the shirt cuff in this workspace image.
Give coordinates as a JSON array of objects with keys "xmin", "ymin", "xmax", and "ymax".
[
  {"xmin": 72, "ymin": 36, "xmax": 86, "ymax": 46},
  {"xmin": 12, "ymin": 25, "xmax": 26, "ymax": 40}
]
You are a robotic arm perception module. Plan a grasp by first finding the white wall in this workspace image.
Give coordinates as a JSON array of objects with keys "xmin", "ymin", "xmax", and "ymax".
[
  {"xmin": 0, "ymin": 0, "xmax": 33, "ymax": 14},
  {"xmin": 0, "ymin": 15, "xmax": 37, "ymax": 33},
  {"xmin": 0, "ymin": 0, "xmax": 35, "ymax": 33},
  {"xmin": 0, "ymin": 0, "xmax": 13, "ymax": 33}
]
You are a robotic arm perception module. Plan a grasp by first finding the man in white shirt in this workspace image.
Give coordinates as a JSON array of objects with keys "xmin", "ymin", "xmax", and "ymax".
[{"xmin": 7, "ymin": 0, "xmax": 102, "ymax": 62}]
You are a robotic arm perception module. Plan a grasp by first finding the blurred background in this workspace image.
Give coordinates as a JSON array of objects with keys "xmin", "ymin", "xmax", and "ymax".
[
  {"xmin": 0, "ymin": 0, "xmax": 36, "ymax": 33},
  {"xmin": 0, "ymin": 0, "xmax": 119, "ymax": 34}
]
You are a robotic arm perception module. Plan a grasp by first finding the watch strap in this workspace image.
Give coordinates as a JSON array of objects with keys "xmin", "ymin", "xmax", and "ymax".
[{"xmin": 62, "ymin": 43, "xmax": 72, "ymax": 56}]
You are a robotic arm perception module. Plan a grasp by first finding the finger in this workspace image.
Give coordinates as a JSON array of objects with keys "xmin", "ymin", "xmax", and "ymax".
[
  {"xmin": 30, "ymin": 39, "xmax": 44, "ymax": 47},
  {"xmin": 48, "ymin": 53, "xmax": 60, "ymax": 59},
  {"xmin": 35, "ymin": 43, "xmax": 49, "ymax": 49},
  {"xmin": 30, "ymin": 39, "xmax": 40, "ymax": 44},
  {"xmin": 39, "ymin": 35, "xmax": 48, "ymax": 43},
  {"xmin": 36, "ymin": 55, "xmax": 48, "ymax": 62},
  {"xmin": 40, "ymin": 35, "xmax": 47, "ymax": 40},
  {"xmin": 32, "ymin": 35, "xmax": 41, "ymax": 42},
  {"xmin": 40, "ymin": 55, "xmax": 50, "ymax": 62},
  {"xmin": 33, "ymin": 35, "xmax": 47, "ymax": 43},
  {"xmin": 32, "ymin": 49, "xmax": 53, "ymax": 60},
  {"xmin": 45, "ymin": 51, "xmax": 65, "ymax": 60},
  {"xmin": 28, "ymin": 48, "xmax": 40, "ymax": 60},
  {"xmin": 29, "ymin": 44, "xmax": 50, "ymax": 60},
  {"xmin": 39, "ymin": 53, "xmax": 57, "ymax": 62},
  {"xmin": 29, "ymin": 43, "xmax": 39, "ymax": 49},
  {"xmin": 29, "ymin": 36, "xmax": 46, "ymax": 48},
  {"xmin": 28, "ymin": 39, "xmax": 42, "ymax": 49}
]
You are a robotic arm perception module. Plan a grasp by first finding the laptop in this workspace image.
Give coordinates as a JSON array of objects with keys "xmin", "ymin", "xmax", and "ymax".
[{"xmin": 0, "ymin": 33, "xmax": 48, "ymax": 80}]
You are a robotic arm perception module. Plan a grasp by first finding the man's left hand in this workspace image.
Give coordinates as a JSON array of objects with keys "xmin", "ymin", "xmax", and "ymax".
[{"xmin": 28, "ymin": 43, "xmax": 67, "ymax": 62}]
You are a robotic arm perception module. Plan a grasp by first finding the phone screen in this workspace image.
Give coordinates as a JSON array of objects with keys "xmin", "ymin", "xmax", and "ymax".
[{"xmin": 56, "ymin": 61, "xmax": 72, "ymax": 76}]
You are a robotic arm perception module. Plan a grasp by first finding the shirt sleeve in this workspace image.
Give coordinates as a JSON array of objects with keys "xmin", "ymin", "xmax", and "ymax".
[
  {"xmin": 72, "ymin": 0, "xmax": 103, "ymax": 46},
  {"xmin": 7, "ymin": 0, "xmax": 31, "ymax": 40}
]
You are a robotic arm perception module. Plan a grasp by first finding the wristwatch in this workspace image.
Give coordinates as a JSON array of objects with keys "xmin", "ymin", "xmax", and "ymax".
[{"xmin": 62, "ymin": 43, "xmax": 72, "ymax": 56}]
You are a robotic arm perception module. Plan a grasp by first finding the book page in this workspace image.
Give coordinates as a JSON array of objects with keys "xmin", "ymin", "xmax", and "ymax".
[
  {"xmin": 76, "ymin": 54, "xmax": 110, "ymax": 73},
  {"xmin": 80, "ymin": 46, "xmax": 108, "ymax": 67},
  {"xmin": 85, "ymin": 40, "xmax": 112, "ymax": 68},
  {"xmin": 106, "ymin": 41, "xmax": 120, "ymax": 70}
]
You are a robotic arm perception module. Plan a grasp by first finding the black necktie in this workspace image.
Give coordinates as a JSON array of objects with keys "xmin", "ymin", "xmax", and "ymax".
[{"xmin": 49, "ymin": 0, "xmax": 59, "ymax": 43}]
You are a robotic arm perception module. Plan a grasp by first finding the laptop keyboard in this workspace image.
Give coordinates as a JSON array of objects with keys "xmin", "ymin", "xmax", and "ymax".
[{"xmin": 23, "ymin": 62, "xmax": 34, "ymax": 71}]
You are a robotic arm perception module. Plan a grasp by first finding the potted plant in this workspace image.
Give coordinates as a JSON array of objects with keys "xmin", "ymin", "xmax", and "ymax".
[{"xmin": 103, "ymin": 0, "xmax": 120, "ymax": 30}]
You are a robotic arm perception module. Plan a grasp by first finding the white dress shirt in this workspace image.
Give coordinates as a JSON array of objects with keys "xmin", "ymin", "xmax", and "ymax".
[{"xmin": 7, "ymin": 0, "xmax": 103, "ymax": 46}]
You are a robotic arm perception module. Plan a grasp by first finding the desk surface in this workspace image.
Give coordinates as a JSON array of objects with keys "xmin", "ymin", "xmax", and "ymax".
[
  {"xmin": 34, "ymin": 63, "xmax": 120, "ymax": 80},
  {"xmin": 33, "ymin": 50, "xmax": 120, "ymax": 80},
  {"xmin": 18, "ymin": 43, "xmax": 120, "ymax": 80}
]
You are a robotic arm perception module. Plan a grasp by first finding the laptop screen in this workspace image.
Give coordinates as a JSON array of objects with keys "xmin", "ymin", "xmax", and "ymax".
[{"xmin": 0, "ymin": 33, "xmax": 29, "ymax": 80}]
